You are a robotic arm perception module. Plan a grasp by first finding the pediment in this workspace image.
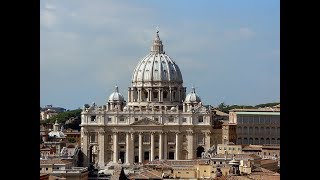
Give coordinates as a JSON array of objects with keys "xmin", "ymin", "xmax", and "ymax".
[{"xmin": 131, "ymin": 118, "xmax": 162, "ymax": 126}]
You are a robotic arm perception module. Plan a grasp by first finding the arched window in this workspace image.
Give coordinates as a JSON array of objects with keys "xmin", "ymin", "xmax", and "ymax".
[
  {"xmin": 243, "ymin": 138, "xmax": 248, "ymax": 144},
  {"xmin": 237, "ymin": 127, "xmax": 242, "ymax": 134},
  {"xmin": 260, "ymin": 138, "xmax": 265, "ymax": 145},
  {"xmin": 163, "ymin": 91, "xmax": 168, "ymax": 99},
  {"xmin": 249, "ymin": 127, "xmax": 253, "ymax": 134},
  {"xmin": 249, "ymin": 138, "xmax": 253, "ymax": 144},
  {"xmin": 243, "ymin": 127, "xmax": 248, "ymax": 135},
  {"xmin": 196, "ymin": 146, "xmax": 205, "ymax": 158},
  {"xmin": 237, "ymin": 138, "xmax": 242, "ymax": 145},
  {"xmin": 266, "ymin": 138, "xmax": 270, "ymax": 144},
  {"xmin": 266, "ymin": 127, "xmax": 270, "ymax": 135},
  {"xmin": 260, "ymin": 127, "xmax": 265, "ymax": 135},
  {"xmin": 277, "ymin": 138, "xmax": 280, "ymax": 144},
  {"xmin": 255, "ymin": 138, "xmax": 259, "ymax": 145},
  {"xmin": 255, "ymin": 127, "xmax": 259, "ymax": 135},
  {"xmin": 197, "ymin": 134, "xmax": 204, "ymax": 145},
  {"xmin": 271, "ymin": 138, "xmax": 276, "ymax": 144}
]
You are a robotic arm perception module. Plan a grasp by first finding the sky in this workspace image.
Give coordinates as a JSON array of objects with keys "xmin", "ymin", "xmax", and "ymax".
[{"xmin": 40, "ymin": 0, "xmax": 280, "ymax": 110}]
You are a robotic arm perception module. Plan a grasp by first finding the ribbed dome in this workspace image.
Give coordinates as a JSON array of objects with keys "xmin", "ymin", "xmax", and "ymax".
[
  {"xmin": 131, "ymin": 31, "xmax": 183, "ymax": 84},
  {"xmin": 185, "ymin": 87, "xmax": 201, "ymax": 103},
  {"xmin": 108, "ymin": 86, "xmax": 124, "ymax": 102}
]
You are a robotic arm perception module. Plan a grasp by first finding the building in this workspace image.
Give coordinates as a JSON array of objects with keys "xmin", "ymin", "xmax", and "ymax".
[
  {"xmin": 40, "ymin": 159, "xmax": 73, "ymax": 174},
  {"xmin": 80, "ymin": 30, "xmax": 218, "ymax": 168},
  {"xmin": 41, "ymin": 105, "xmax": 66, "ymax": 121},
  {"xmin": 229, "ymin": 107, "xmax": 280, "ymax": 145},
  {"xmin": 222, "ymin": 121, "xmax": 237, "ymax": 144},
  {"xmin": 216, "ymin": 143, "xmax": 242, "ymax": 155},
  {"xmin": 50, "ymin": 167, "xmax": 89, "ymax": 180}
]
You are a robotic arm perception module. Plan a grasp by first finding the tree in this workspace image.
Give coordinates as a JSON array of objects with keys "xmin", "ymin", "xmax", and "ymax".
[{"xmin": 44, "ymin": 108, "xmax": 82, "ymax": 124}]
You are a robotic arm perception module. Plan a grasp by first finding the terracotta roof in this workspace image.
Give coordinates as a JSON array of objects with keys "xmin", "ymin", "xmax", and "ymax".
[
  {"xmin": 259, "ymin": 159, "xmax": 278, "ymax": 165},
  {"xmin": 40, "ymin": 159, "xmax": 72, "ymax": 165},
  {"xmin": 212, "ymin": 154, "xmax": 260, "ymax": 160},
  {"xmin": 230, "ymin": 108, "xmax": 280, "ymax": 112},
  {"xmin": 242, "ymin": 145, "xmax": 262, "ymax": 151}
]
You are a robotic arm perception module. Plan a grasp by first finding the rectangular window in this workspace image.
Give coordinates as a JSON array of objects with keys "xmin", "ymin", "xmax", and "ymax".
[
  {"xmin": 182, "ymin": 118, "xmax": 187, "ymax": 122},
  {"xmin": 91, "ymin": 116, "xmax": 96, "ymax": 121},
  {"xmin": 198, "ymin": 116, "xmax": 203, "ymax": 123},
  {"xmin": 153, "ymin": 92, "xmax": 158, "ymax": 98},
  {"xmin": 155, "ymin": 117, "xmax": 158, "ymax": 122},
  {"xmin": 168, "ymin": 117, "xmax": 174, "ymax": 122},
  {"xmin": 163, "ymin": 91, "xmax": 168, "ymax": 98},
  {"xmin": 135, "ymin": 118, "xmax": 138, "ymax": 121},
  {"xmin": 46, "ymin": 168, "xmax": 48, "ymax": 170},
  {"xmin": 119, "ymin": 117, "xmax": 124, "ymax": 122},
  {"xmin": 108, "ymin": 117, "xmax": 112, "ymax": 122}
]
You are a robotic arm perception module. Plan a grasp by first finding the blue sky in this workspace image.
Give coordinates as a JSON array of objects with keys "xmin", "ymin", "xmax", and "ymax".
[{"xmin": 40, "ymin": 0, "xmax": 280, "ymax": 110}]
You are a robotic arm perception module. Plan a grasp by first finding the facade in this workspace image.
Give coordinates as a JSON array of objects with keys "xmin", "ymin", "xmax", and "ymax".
[
  {"xmin": 41, "ymin": 105, "xmax": 66, "ymax": 121},
  {"xmin": 80, "ymin": 31, "xmax": 217, "ymax": 168},
  {"xmin": 229, "ymin": 107, "xmax": 280, "ymax": 145},
  {"xmin": 40, "ymin": 159, "xmax": 73, "ymax": 174},
  {"xmin": 222, "ymin": 121, "xmax": 237, "ymax": 144},
  {"xmin": 216, "ymin": 143, "xmax": 242, "ymax": 155},
  {"xmin": 50, "ymin": 167, "xmax": 89, "ymax": 180}
]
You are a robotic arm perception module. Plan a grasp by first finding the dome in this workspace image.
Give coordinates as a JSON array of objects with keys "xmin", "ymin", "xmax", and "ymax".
[
  {"xmin": 131, "ymin": 31, "xmax": 183, "ymax": 84},
  {"xmin": 108, "ymin": 86, "xmax": 124, "ymax": 102},
  {"xmin": 185, "ymin": 87, "xmax": 201, "ymax": 103}
]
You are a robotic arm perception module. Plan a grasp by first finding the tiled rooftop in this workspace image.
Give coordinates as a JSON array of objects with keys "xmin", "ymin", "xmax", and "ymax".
[{"xmin": 40, "ymin": 159, "xmax": 72, "ymax": 165}]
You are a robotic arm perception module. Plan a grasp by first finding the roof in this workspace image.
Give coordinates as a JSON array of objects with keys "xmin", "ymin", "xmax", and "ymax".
[
  {"xmin": 213, "ymin": 109, "xmax": 229, "ymax": 116},
  {"xmin": 108, "ymin": 86, "xmax": 125, "ymax": 102},
  {"xmin": 262, "ymin": 145, "xmax": 280, "ymax": 150},
  {"xmin": 230, "ymin": 107, "xmax": 280, "ymax": 114},
  {"xmin": 259, "ymin": 159, "xmax": 278, "ymax": 165},
  {"xmin": 40, "ymin": 159, "xmax": 72, "ymax": 165},
  {"xmin": 242, "ymin": 145, "xmax": 262, "ymax": 151},
  {"xmin": 212, "ymin": 154, "xmax": 261, "ymax": 160},
  {"xmin": 131, "ymin": 31, "xmax": 183, "ymax": 84},
  {"xmin": 184, "ymin": 87, "xmax": 201, "ymax": 103},
  {"xmin": 48, "ymin": 131, "xmax": 65, "ymax": 138}
]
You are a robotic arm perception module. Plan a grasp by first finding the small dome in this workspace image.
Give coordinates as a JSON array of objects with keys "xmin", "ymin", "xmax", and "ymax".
[
  {"xmin": 185, "ymin": 87, "xmax": 201, "ymax": 103},
  {"xmin": 108, "ymin": 86, "xmax": 125, "ymax": 102}
]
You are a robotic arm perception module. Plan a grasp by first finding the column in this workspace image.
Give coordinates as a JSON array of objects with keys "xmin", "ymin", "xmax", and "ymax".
[
  {"xmin": 98, "ymin": 131, "xmax": 105, "ymax": 168},
  {"xmin": 163, "ymin": 133, "xmax": 168, "ymax": 159},
  {"xmin": 187, "ymin": 131, "xmax": 194, "ymax": 159},
  {"xmin": 175, "ymin": 132, "xmax": 180, "ymax": 160},
  {"xmin": 113, "ymin": 132, "xmax": 118, "ymax": 163},
  {"xmin": 138, "ymin": 88, "xmax": 141, "ymax": 102},
  {"xmin": 159, "ymin": 132, "xmax": 163, "ymax": 159},
  {"xmin": 205, "ymin": 132, "xmax": 211, "ymax": 150},
  {"xmin": 131, "ymin": 88, "xmax": 134, "ymax": 102},
  {"xmin": 125, "ymin": 133, "xmax": 130, "ymax": 164},
  {"xmin": 158, "ymin": 89, "xmax": 161, "ymax": 102},
  {"xmin": 149, "ymin": 89, "xmax": 152, "ymax": 102},
  {"xmin": 138, "ymin": 132, "xmax": 143, "ymax": 163},
  {"xmin": 82, "ymin": 131, "xmax": 89, "ymax": 167},
  {"xmin": 128, "ymin": 87, "xmax": 131, "ymax": 102},
  {"xmin": 169, "ymin": 88, "xmax": 172, "ymax": 101},
  {"xmin": 160, "ymin": 89, "xmax": 163, "ymax": 102},
  {"xmin": 150, "ymin": 132, "xmax": 155, "ymax": 161}
]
